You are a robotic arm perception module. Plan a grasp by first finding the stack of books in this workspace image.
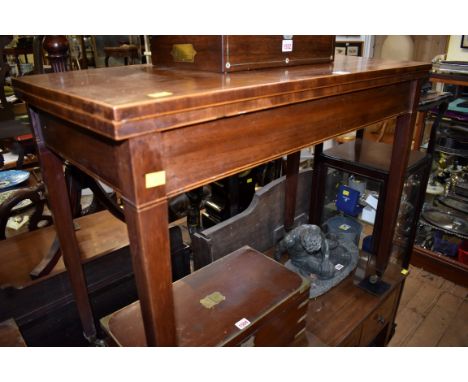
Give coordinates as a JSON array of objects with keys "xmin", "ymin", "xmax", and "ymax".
[{"xmin": 432, "ymin": 61, "xmax": 468, "ymax": 75}]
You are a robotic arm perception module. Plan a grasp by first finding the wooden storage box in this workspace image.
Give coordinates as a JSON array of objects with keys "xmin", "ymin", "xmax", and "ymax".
[
  {"xmin": 151, "ymin": 35, "xmax": 335, "ymax": 72},
  {"xmin": 101, "ymin": 246, "xmax": 310, "ymax": 346}
]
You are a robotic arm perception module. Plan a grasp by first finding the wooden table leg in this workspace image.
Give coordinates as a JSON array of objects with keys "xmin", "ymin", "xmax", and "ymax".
[
  {"xmin": 375, "ymin": 80, "xmax": 423, "ymax": 277},
  {"xmin": 412, "ymin": 111, "xmax": 426, "ymax": 150},
  {"xmin": 123, "ymin": 199, "xmax": 176, "ymax": 346},
  {"xmin": 117, "ymin": 135, "xmax": 176, "ymax": 346},
  {"xmin": 309, "ymin": 143, "xmax": 324, "ymax": 225},
  {"xmin": 28, "ymin": 106, "xmax": 97, "ymax": 341},
  {"xmin": 284, "ymin": 151, "xmax": 300, "ymax": 231}
]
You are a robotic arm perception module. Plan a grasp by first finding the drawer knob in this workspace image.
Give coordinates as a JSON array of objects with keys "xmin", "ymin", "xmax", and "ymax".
[{"xmin": 377, "ymin": 315, "xmax": 386, "ymax": 325}]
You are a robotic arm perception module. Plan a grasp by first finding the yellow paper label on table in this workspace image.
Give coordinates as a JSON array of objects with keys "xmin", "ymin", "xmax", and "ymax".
[
  {"xmin": 145, "ymin": 171, "xmax": 166, "ymax": 188},
  {"xmin": 147, "ymin": 91, "xmax": 173, "ymax": 98}
]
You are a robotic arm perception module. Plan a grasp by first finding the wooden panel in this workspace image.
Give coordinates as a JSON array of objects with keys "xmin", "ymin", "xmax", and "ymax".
[
  {"xmin": 225, "ymin": 36, "xmax": 334, "ymax": 71},
  {"xmin": 151, "ymin": 36, "xmax": 224, "ymax": 72},
  {"xmin": 102, "ymin": 247, "xmax": 308, "ymax": 346},
  {"xmin": 322, "ymin": 139, "xmax": 428, "ymax": 174},
  {"xmin": 0, "ymin": 210, "xmax": 128, "ymax": 288},
  {"xmin": 161, "ymin": 82, "xmax": 412, "ymax": 196},
  {"xmin": 191, "ymin": 169, "xmax": 312, "ymax": 269},
  {"xmin": 340, "ymin": 326, "xmax": 362, "ymax": 347},
  {"xmin": 359, "ymin": 288, "xmax": 397, "ymax": 345},
  {"xmin": 437, "ymin": 299, "xmax": 468, "ymax": 346},
  {"xmin": 40, "ymin": 113, "xmax": 121, "ymax": 190},
  {"xmin": 152, "ymin": 36, "xmax": 335, "ymax": 73},
  {"xmin": 12, "ymin": 57, "xmax": 431, "ymax": 140},
  {"xmin": 305, "ymin": 260, "xmax": 403, "ymax": 346},
  {"xmin": 405, "ymin": 292, "xmax": 462, "ymax": 346},
  {"xmin": 411, "ymin": 246, "xmax": 468, "ymax": 288}
]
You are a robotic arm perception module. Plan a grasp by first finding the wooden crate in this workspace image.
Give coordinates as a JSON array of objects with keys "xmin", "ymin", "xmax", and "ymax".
[
  {"xmin": 101, "ymin": 246, "xmax": 309, "ymax": 346},
  {"xmin": 151, "ymin": 35, "xmax": 335, "ymax": 72}
]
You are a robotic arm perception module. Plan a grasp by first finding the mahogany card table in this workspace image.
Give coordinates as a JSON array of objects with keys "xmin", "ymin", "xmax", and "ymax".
[{"xmin": 13, "ymin": 56, "xmax": 431, "ymax": 346}]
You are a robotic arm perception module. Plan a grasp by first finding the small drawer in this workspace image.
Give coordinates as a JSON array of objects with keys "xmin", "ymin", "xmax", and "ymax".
[{"xmin": 359, "ymin": 290, "xmax": 397, "ymax": 346}]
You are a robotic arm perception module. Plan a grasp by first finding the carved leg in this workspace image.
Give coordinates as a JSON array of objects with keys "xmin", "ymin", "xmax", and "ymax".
[{"xmin": 28, "ymin": 107, "xmax": 97, "ymax": 341}]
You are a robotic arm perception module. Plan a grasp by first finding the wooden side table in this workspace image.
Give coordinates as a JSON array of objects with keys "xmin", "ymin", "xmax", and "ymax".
[{"xmin": 13, "ymin": 56, "xmax": 430, "ymax": 346}]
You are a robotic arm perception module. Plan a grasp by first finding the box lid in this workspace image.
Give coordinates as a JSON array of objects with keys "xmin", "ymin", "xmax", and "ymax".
[{"xmin": 101, "ymin": 246, "xmax": 308, "ymax": 346}]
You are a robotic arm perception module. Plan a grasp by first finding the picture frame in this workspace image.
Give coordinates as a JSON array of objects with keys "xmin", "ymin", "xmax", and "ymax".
[
  {"xmin": 335, "ymin": 47, "xmax": 346, "ymax": 56},
  {"xmin": 461, "ymin": 36, "xmax": 468, "ymax": 49},
  {"xmin": 347, "ymin": 46, "xmax": 359, "ymax": 56},
  {"xmin": 334, "ymin": 41, "xmax": 363, "ymax": 57}
]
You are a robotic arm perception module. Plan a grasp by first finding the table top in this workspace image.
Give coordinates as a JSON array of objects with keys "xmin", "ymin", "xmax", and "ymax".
[{"xmin": 13, "ymin": 56, "xmax": 431, "ymax": 141}]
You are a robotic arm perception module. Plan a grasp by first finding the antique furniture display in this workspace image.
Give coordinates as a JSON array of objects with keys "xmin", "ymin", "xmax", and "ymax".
[
  {"xmin": 13, "ymin": 53, "xmax": 430, "ymax": 346},
  {"xmin": 310, "ymin": 139, "xmax": 432, "ymax": 281},
  {"xmin": 412, "ymin": 70, "xmax": 468, "ymax": 287},
  {"xmin": 101, "ymin": 246, "xmax": 309, "ymax": 346},
  {"xmin": 298, "ymin": 259, "xmax": 404, "ymax": 346}
]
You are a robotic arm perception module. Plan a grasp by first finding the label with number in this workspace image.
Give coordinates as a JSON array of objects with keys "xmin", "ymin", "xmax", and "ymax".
[
  {"xmin": 235, "ymin": 318, "xmax": 251, "ymax": 330},
  {"xmin": 282, "ymin": 40, "xmax": 293, "ymax": 52},
  {"xmin": 335, "ymin": 263, "xmax": 344, "ymax": 271}
]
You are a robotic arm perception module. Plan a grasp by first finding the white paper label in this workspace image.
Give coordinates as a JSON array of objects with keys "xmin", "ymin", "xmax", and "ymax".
[
  {"xmin": 235, "ymin": 318, "xmax": 251, "ymax": 330},
  {"xmin": 335, "ymin": 263, "xmax": 344, "ymax": 271},
  {"xmin": 282, "ymin": 39, "xmax": 293, "ymax": 52}
]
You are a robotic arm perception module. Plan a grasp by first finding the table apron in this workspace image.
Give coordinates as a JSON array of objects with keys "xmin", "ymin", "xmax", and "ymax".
[
  {"xmin": 39, "ymin": 81, "xmax": 413, "ymax": 200},
  {"xmin": 160, "ymin": 81, "xmax": 413, "ymax": 197}
]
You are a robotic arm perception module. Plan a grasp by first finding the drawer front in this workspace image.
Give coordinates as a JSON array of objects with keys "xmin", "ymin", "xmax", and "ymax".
[
  {"xmin": 340, "ymin": 326, "xmax": 362, "ymax": 347},
  {"xmin": 359, "ymin": 289, "xmax": 398, "ymax": 346}
]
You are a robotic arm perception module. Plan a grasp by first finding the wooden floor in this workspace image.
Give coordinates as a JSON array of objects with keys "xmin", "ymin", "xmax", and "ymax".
[{"xmin": 389, "ymin": 265, "xmax": 468, "ymax": 347}]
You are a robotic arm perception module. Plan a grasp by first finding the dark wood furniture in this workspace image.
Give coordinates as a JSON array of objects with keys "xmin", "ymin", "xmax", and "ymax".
[
  {"xmin": 151, "ymin": 35, "xmax": 335, "ymax": 72},
  {"xmin": 298, "ymin": 259, "xmax": 404, "ymax": 346},
  {"xmin": 101, "ymin": 246, "xmax": 309, "ymax": 346},
  {"xmin": 13, "ymin": 55, "xmax": 430, "ymax": 346},
  {"xmin": 311, "ymin": 139, "xmax": 431, "ymax": 270}
]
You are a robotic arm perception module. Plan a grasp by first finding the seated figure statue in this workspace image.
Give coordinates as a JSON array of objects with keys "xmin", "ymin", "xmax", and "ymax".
[
  {"xmin": 275, "ymin": 224, "xmax": 335, "ymax": 279},
  {"xmin": 275, "ymin": 224, "xmax": 359, "ymax": 297}
]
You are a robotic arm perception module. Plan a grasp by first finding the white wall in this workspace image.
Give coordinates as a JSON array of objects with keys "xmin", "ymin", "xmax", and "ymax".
[{"xmin": 446, "ymin": 36, "xmax": 468, "ymax": 61}]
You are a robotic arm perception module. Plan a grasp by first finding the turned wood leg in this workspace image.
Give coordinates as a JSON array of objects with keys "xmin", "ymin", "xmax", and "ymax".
[
  {"xmin": 28, "ymin": 107, "xmax": 97, "ymax": 341},
  {"xmin": 284, "ymin": 151, "xmax": 300, "ymax": 231},
  {"xmin": 123, "ymin": 199, "xmax": 176, "ymax": 346}
]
